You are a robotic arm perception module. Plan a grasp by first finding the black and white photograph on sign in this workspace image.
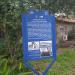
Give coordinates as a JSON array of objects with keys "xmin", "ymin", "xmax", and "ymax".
[
  {"xmin": 40, "ymin": 41, "xmax": 52, "ymax": 56},
  {"xmin": 28, "ymin": 42, "xmax": 39, "ymax": 50}
]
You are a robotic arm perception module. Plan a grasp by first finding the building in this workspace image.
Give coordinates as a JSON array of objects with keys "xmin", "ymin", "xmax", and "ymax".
[{"xmin": 57, "ymin": 17, "xmax": 75, "ymax": 46}]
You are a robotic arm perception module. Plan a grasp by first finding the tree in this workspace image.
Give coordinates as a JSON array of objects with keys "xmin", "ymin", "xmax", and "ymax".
[{"xmin": 0, "ymin": 0, "xmax": 75, "ymax": 59}]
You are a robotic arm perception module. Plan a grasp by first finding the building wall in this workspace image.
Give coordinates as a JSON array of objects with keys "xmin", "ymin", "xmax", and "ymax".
[{"xmin": 57, "ymin": 21, "xmax": 75, "ymax": 45}]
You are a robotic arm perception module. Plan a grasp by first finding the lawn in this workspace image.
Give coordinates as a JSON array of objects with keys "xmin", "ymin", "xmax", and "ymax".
[
  {"xmin": 24, "ymin": 48, "xmax": 75, "ymax": 75},
  {"xmin": 29, "ymin": 48, "xmax": 75, "ymax": 75},
  {"xmin": 0, "ymin": 48, "xmax": 75, "ymax": 75},
  {"xmin": 47, "ymin": 48, "xmax": 75, "ymax": 75}
]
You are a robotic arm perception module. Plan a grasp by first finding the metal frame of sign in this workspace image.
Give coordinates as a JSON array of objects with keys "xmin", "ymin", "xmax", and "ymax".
[{"xmin": 22, "ymin": 10, "xmax": 56, "ymax": 75}]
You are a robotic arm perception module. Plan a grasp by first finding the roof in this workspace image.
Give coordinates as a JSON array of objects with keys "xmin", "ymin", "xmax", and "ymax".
[{"xmin": 57, "ymin": 18, "xmax": 75, "ymax": 24}]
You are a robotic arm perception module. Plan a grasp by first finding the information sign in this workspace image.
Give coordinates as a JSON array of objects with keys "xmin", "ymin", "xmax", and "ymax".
[{"xmin": 22, "ymin": 10, "xmax": 56, "ymax": 75}]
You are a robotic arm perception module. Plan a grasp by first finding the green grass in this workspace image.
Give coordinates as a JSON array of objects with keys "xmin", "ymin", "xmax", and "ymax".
[
  {"xmin": 26, "ymin": 48, "xmax": 75, "ymax": 75},
  {"xmin": 47, "ymin": 48, "xmax": 75, "ymax": 75},
  {"xmin": 0, "ymin": 48, "xmax": 75, "ymax": 75}
]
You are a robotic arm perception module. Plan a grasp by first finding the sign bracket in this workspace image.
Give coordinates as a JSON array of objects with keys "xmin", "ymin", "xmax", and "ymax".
[{"xmin": 25, "ymin": 58, "xmax": 56, "ymax": 75}]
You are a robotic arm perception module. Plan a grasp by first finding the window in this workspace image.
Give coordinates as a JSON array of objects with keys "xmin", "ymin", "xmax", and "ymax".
[{"xmin": 60, "ymin": 26, "xmax": 64, "ymax": 31}]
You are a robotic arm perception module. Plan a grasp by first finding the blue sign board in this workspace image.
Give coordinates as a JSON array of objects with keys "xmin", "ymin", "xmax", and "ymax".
[
  {"xmin": 22, "ymin": 10, "xmax": 56, "ymax": 61},
  {"xmin": 22, "ymin": 10, "xmax": 56, "ymax": 75}
]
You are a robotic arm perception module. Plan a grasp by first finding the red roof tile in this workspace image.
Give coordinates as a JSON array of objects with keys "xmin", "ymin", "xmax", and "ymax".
[{"xmin": 57, "ymin": 18, "xmax": 75, "ymax": 24}]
